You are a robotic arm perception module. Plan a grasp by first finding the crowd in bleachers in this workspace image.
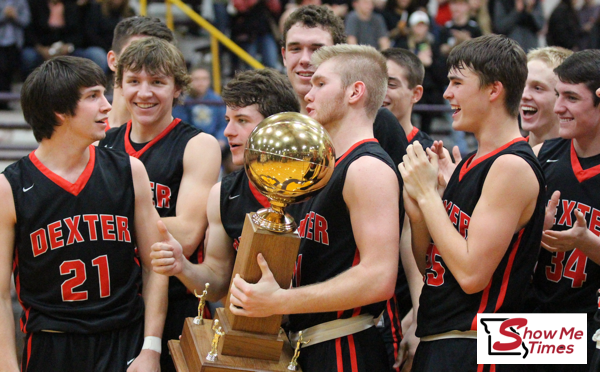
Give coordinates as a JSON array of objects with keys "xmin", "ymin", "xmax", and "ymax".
[{"xmin": 1, "ymin": 0, "xmax": 599, "ymax": 112}]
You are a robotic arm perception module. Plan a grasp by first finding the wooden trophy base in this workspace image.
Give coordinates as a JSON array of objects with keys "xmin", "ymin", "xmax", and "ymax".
[
  {"xmin": 215, "ymin": 307, "xmax": 283, "ymax": 361},
  {"xmin": 169, "ymin": 318, "xmax": 301, "ymax": 372}
]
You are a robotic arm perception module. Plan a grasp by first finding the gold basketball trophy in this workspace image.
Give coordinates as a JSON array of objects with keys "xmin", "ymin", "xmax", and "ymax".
[{"xmin": 169, "ymin": 112, "xmax": 335, "ymax": 371}]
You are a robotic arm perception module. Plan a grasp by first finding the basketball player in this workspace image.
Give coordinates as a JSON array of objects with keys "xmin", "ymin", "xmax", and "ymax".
[
  {"xmin": 282, "ymin": 9, "xmax": 412, "ymax": 371},
  {"xmin": 399, "ymin": 35, "xmax": 545, "ymax": 371},
  {"xmin": 0, "ymin": 56, "xmax": 175, "ymax": 371},
  {"xmin": 99, "ymin": 37, "xmax": 221, "ymax": 372},
  {"xmin": 151, "ymin": 69, "xmax": 300, "ymax": 301},
  {"xmin": 106, "ymin": 16, "xmax": 174, "ymax": 129},
  {"xmin": 520, "ymin": 47, "xmax": 572, "ymax": 148},
  {"xmin": 281, "ymin": 5, "xmax": 408, "ymax": 167},
  {"xmin": 531, "ymin": 49, "xmax": 600, "ymax": 370},
  {"xmin": 223, "ymin": 44, "xmax": 402, "ymax": 372},
  {"xmin": 381, "ymin": 47, "xmax": 435, "ymax": 371}
]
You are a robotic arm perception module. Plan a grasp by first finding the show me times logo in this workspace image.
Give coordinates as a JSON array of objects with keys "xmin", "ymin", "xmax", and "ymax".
[{"xmin": 476, "ymin": 314, "xmax": 587, "ymax": 364}]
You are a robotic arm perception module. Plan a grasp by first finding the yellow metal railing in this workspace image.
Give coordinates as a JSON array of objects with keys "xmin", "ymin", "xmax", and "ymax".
[{"xmin": 140, "ymin": 0, "xmax": 265, "ymax": 94}]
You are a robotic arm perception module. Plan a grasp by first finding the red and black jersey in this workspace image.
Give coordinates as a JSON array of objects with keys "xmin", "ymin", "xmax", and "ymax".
[
  {"xmin": 374, "ymin": 108, "xmax": 408, "ymax": 167},
  {"xmin": 289, "ymin": 139, "xmax": 404, "ymax": 332},
  {"xmin": 99, "ymin": 118, "xmax": 202, "ymax": 299},
  {"xmin": 406, "ymin": 126, "xmax": 434, "ymax": 150},
  {"xmin": 4, "ymin": 146, "xmax": 144, "ymax": 334},
  {"xmin": 219, "ymin": 169, "xmax": 271, "ymax": 252},
  {"xmin": 533, "ymin": 138, "xmax": 600, "ymax": 315},
  {"xmin": 416, "ymin": 138, "xmax": 545, "ymax": 337}
]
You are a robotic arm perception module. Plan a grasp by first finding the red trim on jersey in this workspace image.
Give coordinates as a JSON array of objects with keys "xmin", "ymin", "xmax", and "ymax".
[
  {"xmin": 459, "ymin": 137, "xmax": 526, "ymax": 182},
  {"xmin": 348, "ymin": 334, "xmax": 359, "ymax": 372},
  {"xmin": 248, "ymin": 180, "xmax": 271, "ymax": 208},
  {"xmin": 524, "ymin": 135, "xmax": 529, "ymax": 143},
  {"xmin": 490, "ymin": 364, "xmax": 496, "ymax": 371},
  {"xmin": 494, "ymin": 229, "xmax": 524, "ymax": 312},
  {"xmin": 336, "ymin": 337, "xmax": 344, "ymax": 372},
  {"xmin": 406, "ymin": 127, "xmax": 419, "ymax": 143},
  {"xmin": 104, "ymin": 118, "xmax": 110, "ymax": 132},
  {"xmin": 123, "ymin": 118, "xmax": 182, "ymax": 158},
  {"xmin": 386, "ymin": 295, "xmax": 401, "ymax": 369},
  {"xmin": 471, "ymin": 280, "xmax": 492, "ymax": 330},
  {"xmin": 477, "ymin": 364, "xmax": 484, "ymax": 372},
  {"xmin": 29, "ymin": 145, "xmax": 96, "ymax": 196},
  {"xmin": 335, "ymin": 138, "xmax": 379, "ymax": 166},
  {"xmin": 25, "ymin": 333, "xmax": 32, "ymax": 371},
  {"xmin": 570, "ymin": 140, "xmax": 600, "ymax": 182}
]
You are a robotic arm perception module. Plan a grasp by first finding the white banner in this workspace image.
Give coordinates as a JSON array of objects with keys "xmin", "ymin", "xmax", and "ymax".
[{"xmin": 476, "ymin": 313, "xmax": 588, "ymax": 364}]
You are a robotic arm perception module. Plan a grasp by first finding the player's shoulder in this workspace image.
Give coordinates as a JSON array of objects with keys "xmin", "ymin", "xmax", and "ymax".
[{"xmin": 538, "ymin": 137, "xmax": 568, "ymax": 161}]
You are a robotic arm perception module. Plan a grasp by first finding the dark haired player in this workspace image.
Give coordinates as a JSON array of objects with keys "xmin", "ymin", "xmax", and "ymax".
[
  {"xmin": 399, "ymin": 34, "xmax": 545, "ymax": 371},
  {"xmin": 381, "ymin": 47, "xmax": 435, "ymax": 371},
  {"xmin": 106, "ymin": 16, "xmax": 175, "ymax": 129},
  {"xmin": 151, "ymin": 68, "xmax": 300, "ymax": 301},
  {"xmin": 99, "ymin": 37, "xmax": 221, "ymax": 372},
  {"xmin": 531, "ymin": 49, "xmax": 600, "ymax": 371},
  {"xmin": 0, "ymin": 56, "xmax": 174, "ymax": 371}
]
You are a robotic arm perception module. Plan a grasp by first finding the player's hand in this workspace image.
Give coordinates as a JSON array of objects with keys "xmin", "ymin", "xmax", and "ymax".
[
  {"xmin": 127, "ymin": 348, "xmax": 160, "ymax": 372},
  {"xmin": 544, "ymin": 190, "xmax": 560, "ymax": 231},
  {"xmin": 403, "ymin": 188, "xmax": 424, "ymax": 224},
  {"xmin": 432, "ymin": 140, "xmax": 461, "ymax": 184},
  {"xmin": 395, "ymin": 320, "xmax": 419, "ymax": 372},
  {"xmin": 541, "ymin": 208, "xmax": 589, "ymax": 253},
  {"xmin": 229, "ymin": 253, "xmax": 282, "ymax": 317},
  {"xmin": 150, "ymin": 220, "xmax": 185, "ymax": 276},
  {"xmin": 399, "ymin": 141, "xmax": 440, "ymax": 202}
]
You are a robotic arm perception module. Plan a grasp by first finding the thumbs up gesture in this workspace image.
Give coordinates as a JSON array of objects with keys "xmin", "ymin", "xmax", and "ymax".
[{"xmin": 151, "ymin": 220, "xmax": 185, "ymax": 276}]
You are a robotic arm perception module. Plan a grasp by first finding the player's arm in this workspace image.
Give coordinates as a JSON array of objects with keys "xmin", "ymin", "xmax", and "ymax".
[
  {"xmin": 400, "ymin": 143, "xmax": 539, "ymax": 294},
  {"xmin": 228, "ymin": 156, "xmax": 400, "ymax": 317},
  {"xmin": 128, "ymin": 157, "xmax": 171, "ymax": 372},
  {"xmin": 152, "ymin": 183, "xmax": 236, "ymax": 301},
  {"xmin": 0, "ymin": 176, "xmax": 19, "ymax": 372},
  {"xmin": 161, "ymin": 133, "xmax": 221, "ymax": 257}
]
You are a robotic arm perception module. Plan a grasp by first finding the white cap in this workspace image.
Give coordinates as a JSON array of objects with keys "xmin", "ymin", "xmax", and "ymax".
[{"xmin": 409, "ymin": 11, "xmax": 430, "ymax": 27}]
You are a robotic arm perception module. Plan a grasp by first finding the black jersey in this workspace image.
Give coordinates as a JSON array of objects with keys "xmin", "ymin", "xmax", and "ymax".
[
  {"xmin": 407, "ymin": 126, "xmax": 434, "ymax": 150},
  {"xmin": 533, "ymin": 138, "xmax": 600, "ymax": 315},
  {"xmin": 416, "ymin": 138, "xmax": 545, "ymax": 337},
  {"xmin": 289, "ymin": 139, "xmax": 403, "ymax": 332},
  {"xmin": 220, "ymin": 169, "xmax": 270, "ymax": 251},
  {"xmin": 374, "ymin": 108, "xmax": 409, "ymax": 167},
  {"xmin": 4, "ymin": 146, "xmax": 144, "ymax": 334},
  {"xmin": 100, "ymin": 119, "xmax": 202, "ymax": 299}
]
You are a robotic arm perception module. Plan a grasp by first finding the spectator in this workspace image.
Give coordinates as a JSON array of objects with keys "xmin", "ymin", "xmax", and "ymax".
[
  {"xmin": 439, "ymin": 0, "xmax": 482, "ymax": 56},
  {"xmin": 493, "ymin": 0, "xmax": 544, "ymax": 52},
  {"xmin": 83, "ymin": 0, "xmax": 134, "ymax": 55},
  {"xmin": 346, "ymin": 0, "xmax": 390, "ymax": 49},
  {"xmin": 230, "ymin": 0, "xmax": 282, "ymax": 70},
  {"xmin": 0, "ymin": 0, "xmax": 29, "ymax": 110},
  {"xmin": 401, "ymin": 10, "xmax": 446, "ymax": 134},
  {"xmin": 172, "ymin": 66, "xmax": 228, "ymax": 151},
  {"xmin": 547, "ymin": 0, "xmax": 581, "ymax": 50},
  {"xmin": 468, "ymin": 0, "xmax": 491, "ymax": 34},
  {"xmin": 378, "ymin": 0, "xmax": 414, "ymax": 47},
  {"xmin": 578, "ymin": 0, "xmax": 600, "ymax": 50},
  {"xmin": 22, "ymin": 0, "xmax": 108, "ymax": 76}
]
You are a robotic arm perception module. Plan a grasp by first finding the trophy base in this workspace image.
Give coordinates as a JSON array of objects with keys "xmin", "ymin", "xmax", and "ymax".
[
  {"xmin": 252, "ymin": 208, "xmax": 297, "ymax": 233},
  {"xmin": 224, "ymin": 214, "xmax": 300, "ymax": 335},
  {"xmin": 170, "ymin": 317, "xmax": 301, "ymax": 372},
  {"xmin": 216, "ymin": 307, "xmax": 284, "ymax": 361}
]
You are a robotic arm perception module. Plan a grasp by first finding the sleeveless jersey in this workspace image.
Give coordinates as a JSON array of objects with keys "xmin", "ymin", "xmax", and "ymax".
[
  {"xmin": 99, "ymin": 118, "xmax": 202, "ymax": 299},
  {"xmin": 289, "ymin": 139, "xmax": 403, "ymax": 332},
  {"xmin": 407, "ymin": 126, "xmax": 434, "ymax": 150},
  {"xmin": 374, "ymin": 108, "xmax": 409, "ymax": 167},
  {"xmin": 533, "ymin": 138, "xmax": 600, "ymax": 315},
  {"xmin": 220, "ymin": 169, "xmax": 271, "ymax": 252},
  {"xmin": 4, "ymin": 146, "xmax": 144, "ymax": 334},
  {"xmin": 416, "ymin": 138, "xmax": 545, "ymax": 337}
]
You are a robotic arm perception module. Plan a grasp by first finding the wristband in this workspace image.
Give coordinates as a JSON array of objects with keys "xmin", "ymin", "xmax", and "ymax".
[{"xmin": 141, "ymin": 336, "xmax": 162, "ymax": 353}]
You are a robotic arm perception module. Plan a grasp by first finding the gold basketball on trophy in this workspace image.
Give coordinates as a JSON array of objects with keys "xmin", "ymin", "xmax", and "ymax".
[{"xmin": 244, "ymin": 112, "xmax": 336, "ymax": 233}]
